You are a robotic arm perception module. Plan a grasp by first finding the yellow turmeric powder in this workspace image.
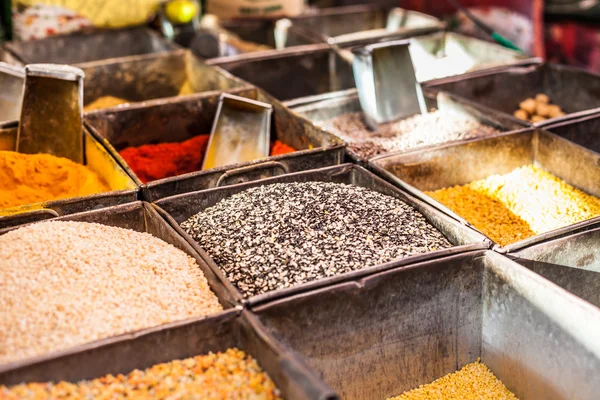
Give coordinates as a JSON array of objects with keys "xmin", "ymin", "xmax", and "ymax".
[
  {"xmin": 84, "ymin": 96, "xmax": 129, "ymax": 112},
  {"xmin": 0, "ymin": 151, "xmax": 110, "ymax": 209}
]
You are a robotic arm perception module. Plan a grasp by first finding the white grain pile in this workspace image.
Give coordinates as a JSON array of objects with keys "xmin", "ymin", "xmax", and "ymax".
[{"xmin": 0, "ymin": 221, "xmax": 223, "ymax": 364}]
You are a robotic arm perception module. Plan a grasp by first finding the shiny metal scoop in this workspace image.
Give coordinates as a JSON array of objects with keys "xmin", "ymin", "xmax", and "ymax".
[
  {"xmin": 352, "ymin": 39, "xmax": 425, "ymax": 131},
  {"xmin": 202, "ymin": 93, "xmax": 272, "ymax": 170},
  {"xmin": 17, "ymin": 64, "xmax": 84, "ymax": 163},
  {"xmin": 0, "ymin": 62, "xmax": 25, "ymax": 123}
]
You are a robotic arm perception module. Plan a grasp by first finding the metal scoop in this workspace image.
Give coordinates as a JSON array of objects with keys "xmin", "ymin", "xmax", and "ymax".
[
  {"xmin": 0, "ymin": 62, "xmax": 25, "ymax": 123},
  {"xmin": 352, "ymin": 39, "xmax": 426, "ymax": 131},
  {"xmin": 17, "ymin": 64, "xmax": 84, "ymax": 163},
  {"xmin": 202, "ymin": 93, "xmax": 272, "ymax": 170}
]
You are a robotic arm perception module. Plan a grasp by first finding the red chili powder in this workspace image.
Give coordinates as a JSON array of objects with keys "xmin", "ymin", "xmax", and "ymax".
[{"xmin": 120, "ymin": 136, "xmax": 297, "ymax": 184}]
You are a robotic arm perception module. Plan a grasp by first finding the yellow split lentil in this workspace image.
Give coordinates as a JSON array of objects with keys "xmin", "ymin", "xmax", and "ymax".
[
  {"xmin": 388, "ymin": 360, "xmax": 518, "ymax": 400},
  {"xmin": 426, "ymin": 164, "xmax": 600, "ymax": 246},
  {"xmin": 0, "ymin": 349, "xmax": 282, "ymax": 400}
]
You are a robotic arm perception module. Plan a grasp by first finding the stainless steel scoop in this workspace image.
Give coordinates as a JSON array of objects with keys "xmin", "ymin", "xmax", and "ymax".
[
  {"xmin": 17, "ymin": 64, "xmax": 84, "ymax": 163},
  {"xmin": 352, "ymin": 39, "xmax": 425, "ymax": 131},
  {"xmin": 0, "ymin": 62, "xmax": 25, "ymax": 123},
  {"xmin": 202, "ymin": 93, "xmax": 272, "ymax": 170}
]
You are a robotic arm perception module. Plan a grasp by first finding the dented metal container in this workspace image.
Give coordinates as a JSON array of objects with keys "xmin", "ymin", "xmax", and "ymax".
[
  {"xmin": 208, "ymin": 44, "xmax": 355, "ymax": 102},
  {"xmin": 154, "ymin": 163, "xmax": 490, "ymax": 307},
  {"xmin": 544, "ymin": 111, "xmax": 600, "ymax": 156},
  {"xmin": 291, "ymin": 5, "xmax": 444, "ymax": 47},
  {"xmin": 289, "ymin": 89, "xmax": 527, "ymax": 164},
  {"xmin": 2, "ymin": 27, "xmax": 179, "ymax": 66},
  {"xmin": 510, "ymin": 224, "xmax": 600, "ymax": 309},
  {"xmin": 369, "ymin": 129, "xmax": 600, "ymax": 252},
  {"xmin": 78, "ymin": 49, "xmax": 249, "ymax": 111},
  {"xmin": 0, "ymin": 121, "xmax": 138, "ymax": 229},
  {"xmin": 85, "ymin": 87, "xmax": 345, "ymax": 201},
  {"xmin": 425, "ymin": 61, "xmax": 600, "ymax": 127},
  {"xmin": 253, "ymin": 250, "xmax": 600, "ymax": 400},
  {"xmin": 0, "ymin": 307, "xmax": 337, "ymax": 400}
]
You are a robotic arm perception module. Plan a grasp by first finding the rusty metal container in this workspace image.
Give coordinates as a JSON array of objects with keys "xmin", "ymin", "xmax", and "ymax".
[
  {"xmin": 2, "ymin": 27, "xmax": 179, "ymax": 66},
  {"xmin": 0, "ymin": 201, "xmax": 236, "ymax": 307},
  {"xmin": 369, "ymin": 128, "xmax": 600, "ymax": 252},
  {"xmin": 291, "ymin": 5, "xmax": 444, "ymax": 47},
  {"xmin": 544, "ymin": 111, "xmax": 600, "ymax": 156},
  {"xmin": 153, "ymin": 163, "xmax": 490, "ymax": 307},
  {"xmin": 85, "ymin": 88, "xmax": 345, "ymax": 201},
  {"xmin": 0, "ymin": 121, "xmax": 138, "ymax": 228},
  {"xmin": 424, "ymin": 61, "xmax": 600, "ymax": 127},
  {"xmin": 0, "ymin": 307, "xmax": 337, "ymax": 400},
  {"xmin": 253, "ymin": 250, "xmax": 600, "ymax": 400},
  {"xmin": 510, "ymin": 224, "xmax": 600, "ymax": 309},
  {"xmin": 208, "ymin": 44, "xmax": 355, "ymax": 102},
  {"xmin": 288, "ymin": 88, "xmax": 527, "ymax": 164},
  {"xmin": 78, "ymin": 49, "xmax": 249, "ymax": 110}
]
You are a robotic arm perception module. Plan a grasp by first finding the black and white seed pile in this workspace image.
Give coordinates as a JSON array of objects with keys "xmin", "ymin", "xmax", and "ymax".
[{"xmin": 181, "ymin": 182, "xmax": 452, "ymax": 297}]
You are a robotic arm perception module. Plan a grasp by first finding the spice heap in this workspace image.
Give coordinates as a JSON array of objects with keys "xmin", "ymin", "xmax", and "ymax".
[
  {"xmin": 427, "ymin": 164, "xmax": 600, "ymax": 246},
  {"xmin": 0, "ymin": 151, "xmax": 110, "ymax": 210},
  {"xmin": 324, "ymin": 110, "xmax": 501, "ymax": 159},
  {"xmin": 120, "ymin": 136, "xmax": 296, "ymax": 183},
  {"xmin": 0, "ymin": 221, "xmax": 222, "ymax": 364},
  {"xmin": 388, "ymin": 360, "xmax": 518, "ymax": 400},
  {"xmin": 181, "ymin": 182, "xmax": 452, "ymax": 297},
  {"xmin": 84, "ymin": 96, "xmax": 130, "ymax": 111},
  {"xmin": 513, "ymin": 94, "xmax": 565, "ymax": 123},
  {"xmin": 1, "ymin": 349, "xmax": 281, "ymax": 400}
]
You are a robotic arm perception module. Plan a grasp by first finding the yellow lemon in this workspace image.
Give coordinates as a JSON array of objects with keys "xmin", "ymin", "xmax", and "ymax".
[{"xmin": 165, "ymin": 0, "xmax": 199, "ymax": 24}]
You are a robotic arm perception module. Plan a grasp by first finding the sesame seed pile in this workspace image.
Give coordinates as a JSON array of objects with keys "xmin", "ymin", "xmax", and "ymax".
[
  {"xmin": 324, "ymin": 110, "xmax": 501, "ymax": 159},
  {"xmin": 388, "ymin": 360, "xmax": 518, "ymax": 400},
  {"xmin": 181, "ymin": 182, "xmax": 452, "ymax": 297},
  {"xmin": 1, "ymin": 348, "xmax": 282, "ymax": 400},
  {"xmin": 427, "ymin": 164, "xmax": 600, "ymax": 246},
  {"xmin": 0, "ymin": 221, "xmax": 223, "ymax": 364}
]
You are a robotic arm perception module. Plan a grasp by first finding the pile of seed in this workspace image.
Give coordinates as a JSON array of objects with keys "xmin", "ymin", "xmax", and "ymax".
[
  {"xmin": 181, "ymin": 182, "xmax": 452, "ymax": 297},
  {"xmin": 388, "ymin": 360, "xmax": 518, "ymax": 400},
  {"xmin": 324, "ymin": 110, "xmax": 501, "ymax": 158},
  {"xmin": 0, "ymin": 221, "xmax": 223, "ymax": 364},
  {"xmin": 427, "ymin": 164, "xmax": 600, "ymax": 246},
  {"xmin": 1, "ymin": 348, "xmax": 282, "ymax": 399}
]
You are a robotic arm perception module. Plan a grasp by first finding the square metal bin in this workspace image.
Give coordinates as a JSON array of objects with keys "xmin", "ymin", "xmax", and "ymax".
[
  {"xmin": 2, "ymin": 27, "xmax": 179, "ymax": 66},
  {"xmin": 369, "ymin": 129, "xmax": 600, "ymax": 252},
  {"xmin": 544, "ymin": 112, "xmax": 600, "ymax": 156},
  {"xmin": 78, "ymin": 49, "xmax": 249, "ymax": 110},
  {"xmin": 253, "ymin": 250, "xmax": 600, "ymax": 400},
  {"xmin": 509, "ymin": 224, "xmax": 600, "ymax": 309},
  {"xmin": 0, "ymin": 308, "xmax": 337, "ymax": 400},
  {"xmin": 208, "ymin": 44, "xmax": 355, "ymax": 102},
  {"xmin": 0, "ymin": 201, "xmax": 236, "ymax": 308},
  {"xmin": 0, "ymin": 122, "xmax": 138, "ymax": 229},
  {"xmin": 289, "ymin": 88, "xmax": 527, "ymax": 164},
  {"xmin": 291, "ymin": 5, "xmax": 443, "ymax": 47},
  {"xmin": 424, "ymin": 62, "xmax": 600, "ymax": 127},
  {"xmin": 154, "ymin": 163, "xmax": 489, "ymax": 307},
  {"xmin": 85, "ymin": 87, "xmax": 345, "ymax": 201}
]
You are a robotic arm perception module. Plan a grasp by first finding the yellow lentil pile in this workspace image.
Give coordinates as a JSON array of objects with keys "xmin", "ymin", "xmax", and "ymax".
[
  {"xmin": 1, "ymin": 349, "xmax": 282, "ymax": 400},
  {"xmin": 388, "ymin": 360, "xmax": 518, "ymax": 400},
  {"xmin": 427, "ymin": 164, "xmax": 600, "ymax": 246}
]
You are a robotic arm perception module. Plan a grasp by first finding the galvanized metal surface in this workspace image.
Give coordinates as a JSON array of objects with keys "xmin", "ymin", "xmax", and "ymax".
[
  {"xmin": 289, "ymin": 89, "xmax": 527, "ymax": 164},
  {"xmin": 208, "ymin": 44, "xmax": 355, "ymax": 102},
  {"xmin": 77, "ymin": 49, "xmax": 249, "ymax": 108},
  {"xmin": 253, "ymin": 250, "xmax": 600, "ymax": 400},
  {"xmin": 291, "ymin": 5, "xmax": 443, "ymax": 47},
  {"xmin": 544, "ymin": 112, "xmax": 600, "ymax": 156},
  {"xmin": 3, "ymin": 27, "xmax": 179, "ymax": 65},
  {"xmin": 425, "ymin": 62, "xmax": 600, "ymax": 127},
  {"xmin": 0, "ymin": 122, "xmax": 137, "ymax": 225},
  {"xmin": 84, "ymin": 88, "xmax": 345, "ymax": 201},
  {"xmin": 0, "ymin": 305, "xmax": 337, "ymax": 400},
  {"xmin": 510, "ymin": 224, "xmax": 600, "ymax": 309},
  {"xmin": 369, "ymin": 128, "xmax": 600, "ymax": 252},
  {"xmin": 154, "ymin": 163, "xmax": 489, "ymax": 307},
  {"xmin": 0, "ymin": 62, "xmax": 24, "ymax": 123}
]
